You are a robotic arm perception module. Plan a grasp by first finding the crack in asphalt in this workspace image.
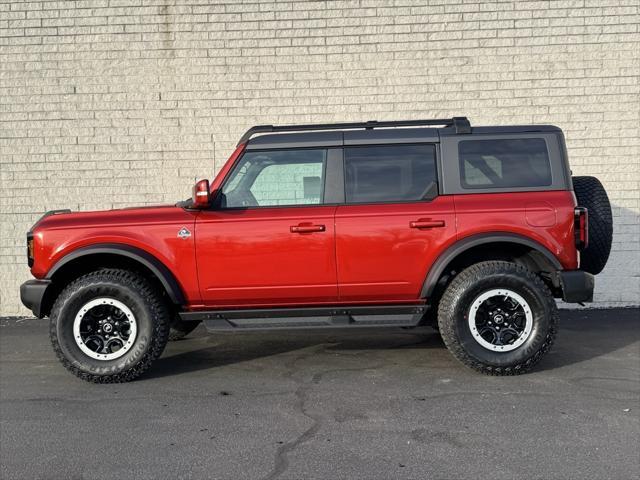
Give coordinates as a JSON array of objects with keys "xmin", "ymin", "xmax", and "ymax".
[{"xmin": 261, "ymin": 345, "xmax": 385, "ymax": 480}]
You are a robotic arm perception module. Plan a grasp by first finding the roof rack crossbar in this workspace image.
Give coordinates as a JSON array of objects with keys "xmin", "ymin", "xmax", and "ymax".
[{"xmin": 237, "ymin": 117, "xmax": 471, "ymax": 145}]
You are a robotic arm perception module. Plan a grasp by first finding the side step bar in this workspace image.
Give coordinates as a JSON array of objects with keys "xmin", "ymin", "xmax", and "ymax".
[{"xmin": 179, "ymin": 305, "xmax": 428, "ymax": 332}]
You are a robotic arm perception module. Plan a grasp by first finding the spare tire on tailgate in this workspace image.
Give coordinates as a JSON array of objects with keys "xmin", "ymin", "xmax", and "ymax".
[{"xmin": 572, "ymin": 176, "xmax": 613, "ymax": 275}]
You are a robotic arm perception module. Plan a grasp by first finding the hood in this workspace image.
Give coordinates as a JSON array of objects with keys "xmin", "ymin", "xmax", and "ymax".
[{"xmin": 30, "ymin": 204, "xmax": 187, "ymax": 232}]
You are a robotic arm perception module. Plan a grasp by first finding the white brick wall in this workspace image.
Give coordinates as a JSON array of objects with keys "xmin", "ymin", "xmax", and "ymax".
[{"xmin": 1, "ymin": 0, "xmax": 638, "ymax": 314}]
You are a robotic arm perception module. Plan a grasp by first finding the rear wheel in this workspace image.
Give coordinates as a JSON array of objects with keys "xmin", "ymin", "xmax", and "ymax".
[
  {"xmin": 438, "ymin": 261, "xmax": 558, "ymax": 375},
  {"xmin": 50, "ymin": 269, "xmax": 170, "ymax": 383}
]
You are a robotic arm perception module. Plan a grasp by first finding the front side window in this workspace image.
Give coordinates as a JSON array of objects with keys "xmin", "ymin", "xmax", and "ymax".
[
  {"xmin": 459, "ymin": 138, "xmax": 552, "ymax": 189},
  {"xmin": 344, "ymin": 144, "xmax": 437, "ymax": 204},
  {"xmin": 221, "ymin": 149, "xmax": 326, "ymax": 208}
]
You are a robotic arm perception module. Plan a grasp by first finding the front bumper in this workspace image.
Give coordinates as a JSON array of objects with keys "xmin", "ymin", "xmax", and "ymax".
[
  {"xmin": 558, "ymin": 270, "xmax": 594, "ymax": 303},
  {"xmin": 20, "ymin": 279, "xmax": 51, "ymax": 318}
]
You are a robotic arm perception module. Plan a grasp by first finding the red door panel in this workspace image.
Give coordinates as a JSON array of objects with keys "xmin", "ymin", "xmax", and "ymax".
[
  {"xmin": 335, "ymin": 197, "xmax": 456, "ymax": 302},
  {"xmin": 195, "ymin": 206, "xmax": 338, "ymax": 307}
]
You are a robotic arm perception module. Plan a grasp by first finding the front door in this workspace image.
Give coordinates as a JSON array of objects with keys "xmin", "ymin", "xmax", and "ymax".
[
  {"xmin": 335, "ymin": 144, "xmax": 456, "ymax": 302},
  {"xmin": 195, "ymin": 147, "xmax": 338, "ymax": 307}
]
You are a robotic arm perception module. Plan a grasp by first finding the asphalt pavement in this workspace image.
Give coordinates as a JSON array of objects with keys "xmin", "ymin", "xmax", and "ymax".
[{"xmin": 1, "ymin": 308, "xmax": 638, "ymax": 480}]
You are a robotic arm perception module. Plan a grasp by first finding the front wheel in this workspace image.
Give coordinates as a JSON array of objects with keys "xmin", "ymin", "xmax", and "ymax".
[
  {"xmin": 437, "ymin": 261, "xmax": 558, "ymax": 375},
  {"xmin": 50, "ymin": 269, "xmax": 171, "ymax": 383}
]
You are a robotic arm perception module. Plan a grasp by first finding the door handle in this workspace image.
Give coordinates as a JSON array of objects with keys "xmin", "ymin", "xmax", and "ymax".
[
  {"xmin": 290, "ymin": 224, "xmax": 326, "ymax": 233},
  {"xmin": 410, "ymin": 219, "xmax": 446, "ymax": 229}
]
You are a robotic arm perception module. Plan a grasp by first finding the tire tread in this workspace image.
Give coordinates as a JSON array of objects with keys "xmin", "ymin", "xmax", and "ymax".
[{"xmin": 572, "ymin": 176, "xmax": 613, "ymax": 275}]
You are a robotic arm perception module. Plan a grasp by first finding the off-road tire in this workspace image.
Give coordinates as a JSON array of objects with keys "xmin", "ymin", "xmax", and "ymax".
[
  {"xmin": 572, "ymin": 175, "xmax": 613, "ymax": 275},
  {"xmin": 50, "ymin": 269, "xmax": 170, "ymax": 383},
  {"xmin": 438, "ymin": 261, "xmax": 558, "ymax": 375},
  {"xmin": 168, "ymin": 318, "xmax": 200, "ymax": 341}
]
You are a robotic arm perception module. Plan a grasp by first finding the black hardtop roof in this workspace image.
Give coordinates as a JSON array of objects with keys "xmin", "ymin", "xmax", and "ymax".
[{"xmin": 241, "ymin": 117, "xmax": 562, "ymax": 150}]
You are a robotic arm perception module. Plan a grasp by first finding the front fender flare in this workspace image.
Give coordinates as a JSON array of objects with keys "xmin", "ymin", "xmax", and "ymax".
[{"xmin": 47, "ymin": 243, "xmax": 186, "ymax": 304}]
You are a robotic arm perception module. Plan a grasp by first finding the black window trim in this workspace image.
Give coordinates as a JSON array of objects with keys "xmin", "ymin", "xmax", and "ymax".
[
  {"xmin": 438, "ymin": 132, "xmax": 569, "ymax": 195},
  {"xmin": 341, "ymin": 142, "xmax": 440, "ymax": 207}
]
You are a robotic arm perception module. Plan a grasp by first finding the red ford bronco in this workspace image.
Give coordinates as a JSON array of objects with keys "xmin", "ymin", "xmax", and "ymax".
[{"xmin": 20, "ymin": 117, "xmax": 613, "ymax": 382}]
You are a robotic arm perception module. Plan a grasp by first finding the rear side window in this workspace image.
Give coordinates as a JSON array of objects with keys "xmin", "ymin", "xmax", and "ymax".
[
  {"xmin": 459, "ymin": 138, "xmax": 552, "ymax": 189},
  {"xmin": 344, "ymin": 144, "xmax": 437, "ymax": 203}
]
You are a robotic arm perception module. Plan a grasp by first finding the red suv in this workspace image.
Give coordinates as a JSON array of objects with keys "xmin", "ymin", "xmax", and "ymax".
[{"xmin": 20, "ymin": 117, "xmax": 612, "ymax": 382}]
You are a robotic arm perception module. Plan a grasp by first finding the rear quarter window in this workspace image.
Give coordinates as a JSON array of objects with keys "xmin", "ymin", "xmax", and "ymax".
[{"xmin": 459, "ymin": 138, "xmax": 552, "ymax": 189}]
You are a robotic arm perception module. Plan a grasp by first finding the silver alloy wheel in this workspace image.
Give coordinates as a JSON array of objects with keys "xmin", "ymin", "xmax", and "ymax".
[
  {"xmin": 468, "ymin": 289, "xmax": 533, "ymax": 352},
  {"xmin": 73, "ymin": 298, "xmax": 138, "ymax": 360}
]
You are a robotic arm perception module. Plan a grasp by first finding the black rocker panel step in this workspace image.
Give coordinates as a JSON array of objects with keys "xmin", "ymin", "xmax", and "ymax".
[{"xmin": 179, "ymin": 305, "xmax": 427, "ymax": 332}]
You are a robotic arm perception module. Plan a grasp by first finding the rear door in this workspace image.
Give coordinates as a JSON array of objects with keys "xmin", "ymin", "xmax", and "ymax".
[
  {"xmin": 195, "ymin": 148, "xmax": 340, "ymax": 307},
  {"xmin": 335, "ymin": 144, "xmax": 456, "ymax": 302}
]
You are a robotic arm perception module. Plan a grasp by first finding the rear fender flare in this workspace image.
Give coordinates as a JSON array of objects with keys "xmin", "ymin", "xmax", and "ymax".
[{"xmin": 421, "ymin": 233, "xmax": 562, "ymax": 298}]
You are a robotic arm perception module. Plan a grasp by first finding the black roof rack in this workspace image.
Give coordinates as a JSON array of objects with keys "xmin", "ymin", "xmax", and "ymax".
[{"xmin": 237, "ymin": 117, "xmax": 471, "ymax": 145}]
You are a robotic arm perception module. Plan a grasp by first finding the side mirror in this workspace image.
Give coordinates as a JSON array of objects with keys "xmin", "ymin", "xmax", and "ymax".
[{"xmin": 192, "ymin": 179, "xmax": 210, "ymax": 208}]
